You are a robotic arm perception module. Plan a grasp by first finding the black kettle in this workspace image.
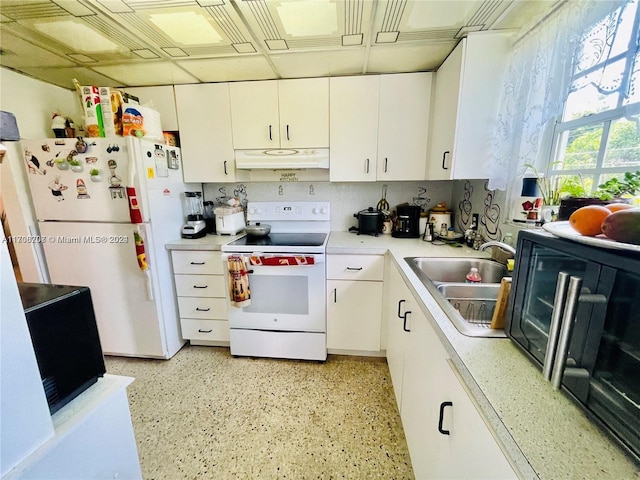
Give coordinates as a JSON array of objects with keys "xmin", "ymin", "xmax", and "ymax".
[{"xmin": 353, "ymin": 207, "xmax": 384, "ymax": 236}]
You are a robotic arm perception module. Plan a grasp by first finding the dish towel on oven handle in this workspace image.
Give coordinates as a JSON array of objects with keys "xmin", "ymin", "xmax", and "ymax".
[{"xmin": 227, "ymin": 255, "xmax": 251, "ymax": 307}]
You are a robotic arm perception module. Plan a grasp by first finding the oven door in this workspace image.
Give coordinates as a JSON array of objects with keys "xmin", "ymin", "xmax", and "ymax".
[{"xmin": 224, "ymin": 253, "xmax": 326, "ymax": 332}]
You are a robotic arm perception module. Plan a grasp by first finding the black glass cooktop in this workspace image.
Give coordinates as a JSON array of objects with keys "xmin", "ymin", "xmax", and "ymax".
[{"xmin": 226, "ymin": 232, "xmax": 327, "ymax": 247}]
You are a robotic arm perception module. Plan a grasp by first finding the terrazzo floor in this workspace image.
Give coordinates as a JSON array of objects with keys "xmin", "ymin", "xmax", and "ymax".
[{"xmin": 106, "ymin": 345, "xmax": 414, "ymax": 479}]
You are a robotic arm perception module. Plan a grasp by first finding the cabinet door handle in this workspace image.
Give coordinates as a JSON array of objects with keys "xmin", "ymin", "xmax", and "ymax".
[
  {"xmin": 365, "ymin": 158, "xmax": 369, "ymax": 173},
  {"xmin": 196, "ymin": 307, "xmax": 211, "ymax": 312},
  {"xmin": 198, "ymin": 329, "xmax": 213, "ymax": 333},
  {"xmin": 438, "ymin": 401, "xmax": 453, "ymax": 435},
  {"xmin": 286, "ymin": 124, "xmax": 290, "ymax": 141},
  {"xmin": 269, "ymin": 125, "xmax": 272, "ymax": 141},
  {"xmin": 402, "ymin": 311, "xmax": 411, "ymax": 332},
  {"xmin": 193, "ymin": 285, "xmax": 209, "ymax": 289},
  {"xmin": 397, "ymin": 299, "xmax": 406, "ymax": 319},
  {"xmin": 384, "ymin": 157, "xmax": 388, "ymax": 173},
  {"xmin": 224, "ymin": 160, "xmax": 228, "ymax": 175},
  {"xmin": 543, "ymin": 271, "xmax": 570, "ymax": 380},
  {"xmin": 190, "ymin": 261, "xmax": 205, "ymax": 265},
  {"xmin": 333, "ymin": 287, "xmax": 337, "ymax": 303},
  {"xmin": 442, "ymin": 151, "xmax": 450, "ymax": 170},
  {"xmin": 346, "ymin": 267, "xmax": 363, "ymax": 271}
]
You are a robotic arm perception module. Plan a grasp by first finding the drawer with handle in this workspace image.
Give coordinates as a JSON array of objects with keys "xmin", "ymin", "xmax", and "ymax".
[
  {"xmin": 174, "ymin": 274, "xmax": 226, "ymax": 298},
  {"xmin": 327, "ymin": 254, "xmax": 384, "ymax": 281},
  {"xmin": 180, "ymin": 319, "xmax": 229, "ymax": 342},
  {"xmin": 172, "ymin": 251, "xmax": 223, "ymax": 275},
  {"xmin": 178, "ymin": 297, "xmax": 227, "ymax": 320}
]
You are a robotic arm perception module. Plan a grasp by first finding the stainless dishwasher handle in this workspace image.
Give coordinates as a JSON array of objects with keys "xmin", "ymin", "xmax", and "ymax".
[{"xmin": 542, "ymin": 271, "xmax": 570, "ymax": 380}]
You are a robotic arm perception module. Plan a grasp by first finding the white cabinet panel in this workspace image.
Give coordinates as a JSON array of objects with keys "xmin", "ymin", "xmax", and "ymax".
[
  {"xmin": 428, "ymin": 32, "xmax": 511, "ymax": 180},
  {"xmin": 171, "ymin": 250, "xmax": 223, "ymax": 275},
  {"xmin": 378, "ymin": 73, "xmax": 432, "ymax": 181},
  {"xmin": 229, "ymin": 79, "xmax": 329, "ymax": 150},
  {"xmin": 174, "ymin": 83, "xmax": 236, "ymax": 183},
  {"xmin": 329, "ymin": 76, "xmax": 380, "ymax": 182},
  {"xmin": 174, "ymin": 274, "xmax": 226, "ymax": 298},
  {"xmin": 327, "ymin": 280, "xmax": 383, "ymax": 352},
  {"xmin": 326, "ymin": 254, "xmax": 384, "ymax": 281}
]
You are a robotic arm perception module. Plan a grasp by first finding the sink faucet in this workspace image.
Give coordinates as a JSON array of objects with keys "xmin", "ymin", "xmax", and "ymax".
[{"xmin": 479, "ymin": 240, "xmax": 516, "ymax": 256}]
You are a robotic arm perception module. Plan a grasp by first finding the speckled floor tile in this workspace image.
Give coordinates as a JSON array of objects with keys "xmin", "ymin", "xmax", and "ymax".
[{"xmin": 106, "ymin": 346, "xmax": 414, "ymax": 479}]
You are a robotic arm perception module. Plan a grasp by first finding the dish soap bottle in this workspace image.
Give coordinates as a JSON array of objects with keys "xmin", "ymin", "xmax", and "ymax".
[{"xmin": 466, "ymin": 267, "xmax": 482, "ymax": 283}]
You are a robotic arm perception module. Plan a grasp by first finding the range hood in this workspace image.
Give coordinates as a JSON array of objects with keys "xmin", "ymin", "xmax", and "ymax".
[{"xmin": 235, "ymin": 148, "xmax": 329, "ymax": 170}]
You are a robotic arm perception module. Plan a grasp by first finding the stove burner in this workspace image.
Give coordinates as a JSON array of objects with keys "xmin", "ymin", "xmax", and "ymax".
[{"xmin": 226, "ymin": 232, "xmax": 327, "ymax": 248}]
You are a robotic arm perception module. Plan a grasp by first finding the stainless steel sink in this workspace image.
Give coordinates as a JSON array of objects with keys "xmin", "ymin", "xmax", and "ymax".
[
  {"xmin": 408, "ymin": 257, "xmax": 508, "ymax": 284},
  {"xmin": 405, "ymin": 257, "xmax": 509, "ymax": 338}
]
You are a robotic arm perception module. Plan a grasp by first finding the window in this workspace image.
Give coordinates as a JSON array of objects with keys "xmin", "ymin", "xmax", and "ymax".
[{"xmin": 548, "ymin": 0, "xmax": 640, "ymax": 197}]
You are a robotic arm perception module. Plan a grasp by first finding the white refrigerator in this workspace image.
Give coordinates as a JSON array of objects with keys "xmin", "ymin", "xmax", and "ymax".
[{"xmin": 21, "ymin": 136, "xmax": 196, "ymax": 358}]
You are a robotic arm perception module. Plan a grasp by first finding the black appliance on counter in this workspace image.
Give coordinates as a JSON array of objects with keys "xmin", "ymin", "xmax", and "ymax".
[
  {"xmin": 392, "ymin": 204, "xmax": 421, "ymax": 238},
  {"xmin": 352, "ymin": 207, "xmax": 384, "ymax": 236},
  {"xmin": 508, "ymin": 230, "xmax": 640, "ymax": 462},
  {"xmin": 18, "ymin": 283, "xmax": 106, "ymax": 414}
]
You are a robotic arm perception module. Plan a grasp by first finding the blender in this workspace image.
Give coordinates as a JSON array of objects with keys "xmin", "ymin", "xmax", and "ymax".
[{"xmin": 181, "ymin": 191, "xmax": 207, "ymax": 238}]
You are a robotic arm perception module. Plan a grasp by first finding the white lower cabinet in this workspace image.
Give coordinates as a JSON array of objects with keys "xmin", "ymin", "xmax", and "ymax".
[
  {"xmin": 327, "ymin": 254, "xmax": 384, "ymax": 354},
  {"xmin": 171, "ymin": 250, "xmax": 229, "ymax": 345},
  {"xmin": 385, "ymin": 260, "xmax": 516, "ymax": 479}
]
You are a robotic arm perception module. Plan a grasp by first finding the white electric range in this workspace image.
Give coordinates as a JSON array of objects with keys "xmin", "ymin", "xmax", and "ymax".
[{"xmin": 221, "ymin": 201, "xmax": 330, "ymax": 361}]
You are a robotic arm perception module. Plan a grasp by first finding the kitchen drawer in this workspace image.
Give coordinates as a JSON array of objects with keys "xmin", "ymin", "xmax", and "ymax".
[
  {"xmin": 181, "ymin": 318, "xmax": 230, "ymax": 342},
  {"xmin": 178, "ymin": 297, "xmax": 227, "ymax": 320},
  {"xmin": 172, "ymin": 251, "xmax": 223, "ymax": 275},
  {"xmin": 327, "ymin": 254, "xmax": 384, "ymax": 281},
  {"xmin": 174, "ymin": 274, "xmax": 226, "ymax": 298}
]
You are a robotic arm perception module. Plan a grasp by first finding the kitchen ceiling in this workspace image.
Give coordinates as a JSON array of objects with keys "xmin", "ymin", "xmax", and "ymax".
[{"xmin": 0, "ymin": 0, "xmax": 559, "ymax": 90}]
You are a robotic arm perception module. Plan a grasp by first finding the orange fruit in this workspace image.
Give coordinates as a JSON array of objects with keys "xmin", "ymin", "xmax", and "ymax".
[
  {"xmin": 604, "ymin": 203, "xmax": 634, "ymax": 213},
  {"xmin": 569, "ymin": 205, "xmax": 611, "ymax": 236}
]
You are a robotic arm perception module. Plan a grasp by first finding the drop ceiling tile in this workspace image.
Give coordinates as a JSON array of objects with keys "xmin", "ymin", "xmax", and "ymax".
[
  {"xmin": 18, "ymin": 66, "xmax": 124, "ymax": 90},
  {"xmin": 177, "ymin": 56, "xmax": 276, "ymax": 83},
  {"xmin": 271, "ymin": 50, "xmax": 367, "ymax": 78},
  {"xmin": 93, "ymin": 62, "xmax": 197, "ymax": 86},
  {"xmin": 367, "ymin": 43, "xmax": 455, "ymax": 73},
  {"xmin": 0, "ymin": 32, "xmax": 75, "ymax": 68}
]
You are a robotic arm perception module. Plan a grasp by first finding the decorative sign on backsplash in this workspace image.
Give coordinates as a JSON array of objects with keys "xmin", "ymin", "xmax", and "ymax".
[{"xmin": 280, "ymin": 172, "xmax": 298, "ymax": 182}]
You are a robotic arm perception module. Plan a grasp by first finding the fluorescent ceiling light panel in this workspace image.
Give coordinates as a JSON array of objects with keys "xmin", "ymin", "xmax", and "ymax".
[
  {"xmin": 277, "ymin": 0, "xmax": 338, "ymax": 37},
  {"xmin": 34, "ymin": 20, "xmax": 120, "ymax": 52},
  {"xmin": 407, "ymin": 1, "xmax": 477, "ymax": 29},
  {"xmin": 149, "ymin": 12, "xmax": 223, "ymax": 45}
]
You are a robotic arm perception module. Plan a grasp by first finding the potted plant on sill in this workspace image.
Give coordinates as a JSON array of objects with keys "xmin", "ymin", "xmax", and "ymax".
[{"xmin": 558, "ymin": 170, "xmax": 640, "ymax": 220}]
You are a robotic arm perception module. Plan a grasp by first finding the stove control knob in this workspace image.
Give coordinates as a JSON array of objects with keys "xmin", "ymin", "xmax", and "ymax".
[
  {"xmin": 320, "ymin": 207, "xmax": 328, "ymax": 214},
  {"xmin": 313, "ymin": 207, "xmax": 319, "ymax": 214}
]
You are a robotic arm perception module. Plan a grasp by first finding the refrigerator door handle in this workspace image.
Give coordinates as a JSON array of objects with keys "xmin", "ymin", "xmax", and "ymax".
[{"xmin": 543, "ymin": 271, "xmax": 570, "ymax": 381}]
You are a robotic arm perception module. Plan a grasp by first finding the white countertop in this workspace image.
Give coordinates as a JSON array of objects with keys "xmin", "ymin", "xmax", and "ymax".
[
  {"xmin": 166, "ymin": 231, "xmax": 639, "ymax": 478},
  {"xmin": 328, "ymin": 232, "xmax": 638, "ymax": 480}
]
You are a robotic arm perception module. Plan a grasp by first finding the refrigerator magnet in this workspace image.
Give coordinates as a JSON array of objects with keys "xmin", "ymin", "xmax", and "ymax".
[
  {"xmin": 76, "ymin": 179, "xmax": 90, "ymax": 199},
  {"xmin": 48, "ymin": 176, "xmax": 68, "ymax": 201}
]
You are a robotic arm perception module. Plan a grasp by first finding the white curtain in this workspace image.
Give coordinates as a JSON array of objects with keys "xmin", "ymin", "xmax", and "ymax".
[{"xmin": 487, "ymin": 0, "xmax": 629, "ymax": 191}]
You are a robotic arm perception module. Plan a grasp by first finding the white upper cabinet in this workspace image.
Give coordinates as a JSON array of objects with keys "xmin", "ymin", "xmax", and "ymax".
[
  {"xmin": 427, "ymin": 31, "xmax": 511, "ymax": 180},
  {"xmin": 229, "ymin": 78, "xmax": 329, "ymax": 150},
  {"xmin": 329, "ymin": 75, "xmax": 380, "ymax": 182},
  {"xmin": 330, "ymin": 73, "xmax": 432, "ymax": 182},
  {"xmin": 174, "ymin": 83, "xmax": 236, "ymax": 183},
  {"xmin": 378, "ymin": 73, "xmax": 432, "ymax": 181},
  {"xmin": 122, "ymin": 85, "xmax": 178, "ymax": 131}
]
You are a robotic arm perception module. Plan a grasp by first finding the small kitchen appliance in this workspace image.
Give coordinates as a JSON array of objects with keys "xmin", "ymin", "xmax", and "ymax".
[
  {"xmin": 392, "ymin": 204, "xmax": 421, "ymax": 238},
  {"xmin": 221, "ymin": 201, "xmax": 330, "ymax": 361},
  {"xmin": 214, "ymin": 205, "xmax": 246, "ymax": 235},
  {"xmin": 428, "ymin": 203, "xmax": 454, "ymax": 236},
  {"xmin": 352, "ymin": 207, "xmax": 384, "ymax": 236},
  {"xmin": 181, "ymin": 191, "xmax": 207, "ymax": 239}
]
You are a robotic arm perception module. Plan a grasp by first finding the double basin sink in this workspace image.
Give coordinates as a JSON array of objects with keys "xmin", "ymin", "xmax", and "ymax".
[{"xmin": 405, "ymin": 257, "xmax": 510, "ymax": 338}]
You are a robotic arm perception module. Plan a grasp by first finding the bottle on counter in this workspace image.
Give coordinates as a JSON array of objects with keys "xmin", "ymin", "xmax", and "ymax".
[{"xmin": 466, "ymin": 267, "xmax": 482, "ymax": 283}]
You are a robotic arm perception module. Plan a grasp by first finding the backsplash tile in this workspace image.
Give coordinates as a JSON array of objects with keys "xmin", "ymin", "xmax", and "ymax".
[
  {"xmin": 452, "ymin": 180, "xmax": 508, "ymax": 242},
  {"xmin": 203, "ymin": 181, "xmax": 453, "ymax": 231}
]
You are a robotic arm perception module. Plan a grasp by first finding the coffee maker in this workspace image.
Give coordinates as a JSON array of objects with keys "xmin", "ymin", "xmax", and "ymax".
[
  {"xmin": 392, "ymin": 204, "xmax": 422, "ymax": 238},
  {"xmin": 181, "ymin": 191, "xmax": 207, "ymax": 239}
]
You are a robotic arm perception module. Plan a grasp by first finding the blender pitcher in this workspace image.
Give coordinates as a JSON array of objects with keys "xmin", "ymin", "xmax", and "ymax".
[{"xmin": 181, "ymin": 192, "xmax": 207, "ymax": 238}]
